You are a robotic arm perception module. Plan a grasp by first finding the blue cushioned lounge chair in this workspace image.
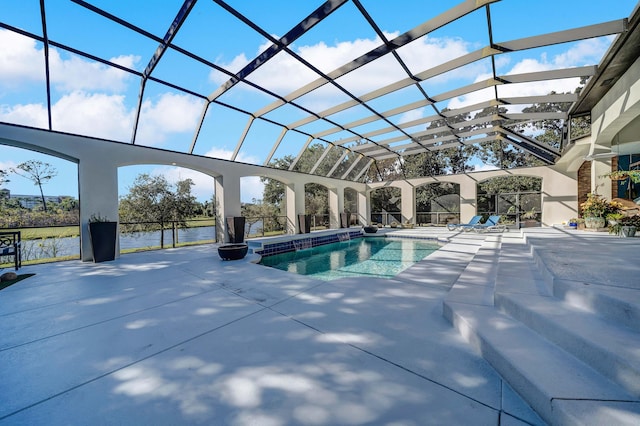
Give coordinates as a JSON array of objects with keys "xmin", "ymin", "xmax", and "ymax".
[
  {"xmin": 447, "ymin": 215, "xmax": 482, "ymax": 231},
  {"xmin": 472, "ymin": 215, "xmax": 507, "ymax": 233}
]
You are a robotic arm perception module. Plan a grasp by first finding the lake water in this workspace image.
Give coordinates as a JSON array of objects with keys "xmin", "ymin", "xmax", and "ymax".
[
  {"xmin": 18, "ymin": 226, "xmax": 217, "ymax": 261},
  {"xmin": 9, "ymin": 221, "xmax": 271, "ymax": 262}
]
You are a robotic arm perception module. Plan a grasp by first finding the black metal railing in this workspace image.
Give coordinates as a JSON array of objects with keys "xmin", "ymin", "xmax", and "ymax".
[
  {"xmin": 118, "ymin": 218, "xmax": 216, "ymax": 250},
  {"xmin": 243, "ymin": 215, "xmax": 288, "ymax": 238},
  {"xmin": 416, "ymin": 211, "xmax": 460, "ymax": 226}
]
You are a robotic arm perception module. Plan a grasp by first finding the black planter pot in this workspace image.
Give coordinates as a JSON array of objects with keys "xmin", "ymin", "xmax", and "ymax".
[
  {"xmin": 298, "ymin": 214, "xmax": 311, "ymax": 234},
  {"xmin": 218, "ymin": 243, "xmax": 248, "ymax": 260},
  {"xmin": 226, "ymin": 216, "xmax": 246, "ymax": 243},
  {"xmin": 363, "ymin": 225, "xmax": 378, "ymax": 233},
  {"xmin": 89, "ymin": 222, "xmax": 117, "ymax": 262}
]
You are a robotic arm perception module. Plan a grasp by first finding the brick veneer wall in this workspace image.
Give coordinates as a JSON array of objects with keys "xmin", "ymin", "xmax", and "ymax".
[
  {"xmin": 611, "ymin": 156, "xmax": 618, "ymax": 199},
  {"xmin": 577, "ymin": 161, "xmax": 591, "ymax": 216},
  {"xmin": 576, "ymin": 159, "xmax": 617, "ymax": 216}
]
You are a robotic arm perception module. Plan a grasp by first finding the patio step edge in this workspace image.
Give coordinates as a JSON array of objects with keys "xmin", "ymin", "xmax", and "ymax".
[
  {"xmin": 443, "ymin": 300, "xmax": 640, "ymax": 426},
  {"xmin": 495, "ymin": 291, "xmax": 640, "ymax": 398},
  {"xmin": 553, "ymin": 279, "xmax": 640, "ymax": 333}
]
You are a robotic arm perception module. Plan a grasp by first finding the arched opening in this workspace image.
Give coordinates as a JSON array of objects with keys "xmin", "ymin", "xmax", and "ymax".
[
  {"xmin": 117, "ymin": 165, "xmax": 215, "ymax": 251},
  {"xmin": 0, "ymin": 145, "xmax": 80, "ymax": 265},
  {"xmin": 370, "ymin": 187, "xmax": 401, "ymax": 226},
  {"xmin": 416, "ymin": 182, "xmax": 460, "ymax": 226},
  {"xmin": 344, "ymin": 187, "xmax": 359, "ymax": 227},
  {"xmin": 305, "ymin": 183, "xmax": 329, "ymax": 230},
  {"xmin": 241, "ymin": 176, "xmax": 288, "ymax": 238},
  {"xmin": 476, "ymin": 176, "xmax": 542, "ymax": 228}
]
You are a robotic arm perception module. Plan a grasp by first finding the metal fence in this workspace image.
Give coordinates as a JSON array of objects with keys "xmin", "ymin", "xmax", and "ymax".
[{"xmin": 243, "ymin": 215, "xmax": 288, "ymax": 238}]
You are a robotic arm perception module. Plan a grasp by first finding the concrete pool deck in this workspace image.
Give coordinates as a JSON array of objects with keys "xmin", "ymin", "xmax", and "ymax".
[{"xmin": 1, "ymin": 227, "xmax": 638, "ymax": 425}]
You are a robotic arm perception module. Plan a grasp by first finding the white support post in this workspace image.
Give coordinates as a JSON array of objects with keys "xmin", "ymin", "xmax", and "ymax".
[
  {"xmin": 459, "ymin": 177, "xmax": 477, "ymax": 223},
  {"xmin": 286, "ymin": 182, "xmax": 306, "ymax": 234},
  {"xmin": 400, "ymin": 183, "xmax": 415, "ymax": 224},
  {"xmin": 215, "ymin": 174, "xmax": 242, "ymax": 243},
  {"xmin": 78, "ymin": 159, "xmax": 119, "ymax": 261},
  {"xmin": 358, "ymin": 190, "xmax": 370, "ymax": 226},
  {"xmin": 328, "ymin": 187, "xmax": 340, "ymax": 228}
]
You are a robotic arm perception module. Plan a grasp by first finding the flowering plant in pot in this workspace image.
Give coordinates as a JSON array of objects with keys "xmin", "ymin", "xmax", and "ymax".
[
  {"xmin": 601, "ymin": 170, "xmax": 640, "ymax": 183},
  {"xmin": 609, "ymin": 215, "xmax": 640, "ymax": 237},
  {"xmin": 580, "ymin": 193, "xmax": 622, "ymax": 229}
]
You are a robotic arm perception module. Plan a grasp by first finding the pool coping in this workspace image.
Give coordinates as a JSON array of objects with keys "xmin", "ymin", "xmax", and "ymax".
[{"xmin": 250, "ymin": 227, "xmax": 450, "ymax": 258}]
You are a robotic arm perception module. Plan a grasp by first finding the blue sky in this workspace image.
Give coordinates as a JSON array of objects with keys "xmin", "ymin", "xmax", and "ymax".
[{"xmin": 1, "ymin": 0, "xmax": 638, "ymax": 202}]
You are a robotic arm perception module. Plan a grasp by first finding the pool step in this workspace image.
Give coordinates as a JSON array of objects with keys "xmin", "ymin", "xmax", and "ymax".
[{"xmin": 443, "ymin": 231, "xmax": 640, "ymax": 425}]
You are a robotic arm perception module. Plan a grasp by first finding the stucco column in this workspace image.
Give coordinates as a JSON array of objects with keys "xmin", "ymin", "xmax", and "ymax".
[
  {"xmin": 591, "ymin": 159, "xmax": 613, "ymax": 199},
  {"xmin": 328, "ymin": 187, "xmax": 341, "ymax": 228},
  {"xmin": 459, "ymin": 176, "xmax": 477, "ymax": 223},
  {"xmin": 285, "ymin": 182, "xmax": 305, "ymax": 233},
  {"xmin": 79, "ymin": 159, "xmax": 119, "ymax": 262},
  {"xmin": 358, "ymin": 190, "xmax": 369, "ymax": 226},
  {"xmin": 400, "ymin": 183, "xmax": 415, "ymax": 224},
  {"xmin": 215, "ymin": 174, "xmax": 242, "ymax": 243}
]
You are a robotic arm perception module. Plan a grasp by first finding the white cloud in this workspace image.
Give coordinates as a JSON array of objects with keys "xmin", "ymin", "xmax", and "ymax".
[
  {"xmin": 51, "ymin": 91, "xmax": 132, "ymax": 140},
  {"xmin": 211, "ymin": 33, "xmax": 479, "ymax": 103},
  {"xmin": 553, "ymin": 36, "xmax": 613, "ymax": 68},
  {"xmin": 203, "ymin": 147, "xmax": 259, "ymax": 164},
  {"xmin": 397, "ymin": 108, "xmax": 426, "ymax": 125},
  {"xmin": 0, "ymin": 159, "xmax": 18, "ymax": 172},
  {"xmin": 49, "ymin": 51, "xmax": 139, "ymax": 93},
  {"xmin": 0, "ymin": 30, "xmax": 44, "ymax": 86},
  {"xmin": 1, "ymin": 91, "xmax": 203, "ymax": 146},
  {"xmin": 0, "ymin": 29, "xmax": 138, "ymax": 93},
  {"xmin": 0, "ymin": 103, "xmax": 48, "ymax": 128},
  {"xmin": 150, "ymin": 166, "xmax": 215, "ymax": 201},
  {"xmin": 240, "ymin": 176, "xmax": 265, "ymax": 203},
  {"xmin": 398, "ymin": 36, "xmax": 480, "ymax": 83},
  {"xmin": 447, "ymin": 37, "xmax": 613, "ymax": 110},
  {"xmin": 148, "ymin": 165, "xmax": 264, "ymax": 203},
  {"xmin": 136, "ymin": 93, "xmax": 203, "ymax": 146}
]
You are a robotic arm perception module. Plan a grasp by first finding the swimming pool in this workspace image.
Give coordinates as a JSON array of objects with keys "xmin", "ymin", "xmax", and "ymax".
[{"xmin": 259, "ymin": 237, "xmax": 440, "ymax": 281}]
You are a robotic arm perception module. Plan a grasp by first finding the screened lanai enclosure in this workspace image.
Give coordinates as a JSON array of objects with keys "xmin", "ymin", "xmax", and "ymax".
[
  {"xmin": 1, "ymin": 0, "xmax": 637, "ymax": 180},
  {"xmin": 2, "ymin": 0, "xmax": 640, "ymax": 258}
]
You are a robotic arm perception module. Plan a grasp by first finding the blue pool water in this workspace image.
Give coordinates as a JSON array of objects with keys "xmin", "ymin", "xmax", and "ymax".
[{"xmin": 259, "ymin": 237, "xmax": 440, "ymax": 281}]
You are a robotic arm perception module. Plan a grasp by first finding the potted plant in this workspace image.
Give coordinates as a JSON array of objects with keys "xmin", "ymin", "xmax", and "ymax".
[
  {"xmin": 606, "ymin": 212, "xmax": 624, "ymax": 227},
  {"xmin": 608, "ymin": 214, "xmax": 640, "ymax": 237},
  {"xmin": 298, "ymin": 214, "xmax": 311, "ymax": 234},
  {"xmin": 363, "ymin": 224, "xmax": 378, "ymax": 233},
  {"xmin": 226, "ymin": 216, "xmax": 246, "ymax": 243},
  {"xmin": 520, "ymin": 208, "xmax": 539, "ymax": 228},
  {"xmin": 602, "ymin": 170, "xmax": 640, "ymax": 183},
  {"xmin": 568, "ymin": 218, "xmax": 578, "ymax": 229},
  {"xmin": 580, "ymin": 193, "xmax": 622, "ymax": 229},
  {"xmin": 88, "ymin": 214, "xmax": 117, "ymax": 262},
  {"xmin": 218, "ymin": 243, "xmax": 249, "ymax": 260}
]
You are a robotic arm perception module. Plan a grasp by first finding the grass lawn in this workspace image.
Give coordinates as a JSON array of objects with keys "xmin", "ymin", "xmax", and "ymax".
[
  {"xmin": 17, "ymin": 226, "xmax": 80, "ymax": 239},
  {"xmin": 7, "ymin": 218, "xmax": 216, "ymax": 241}
]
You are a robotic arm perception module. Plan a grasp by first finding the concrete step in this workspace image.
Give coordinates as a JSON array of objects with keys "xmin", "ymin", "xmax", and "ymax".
[
  {"xmin": 443, "ymin": 300, "xmax": 640, "ymax": 425},
  {"xmin": 553, "ymin": 279, "xmax": 640, "ymax": 333},
  {"xmin": 495, "ymin": 291, "xmax": 640, "ymax": 399}
]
